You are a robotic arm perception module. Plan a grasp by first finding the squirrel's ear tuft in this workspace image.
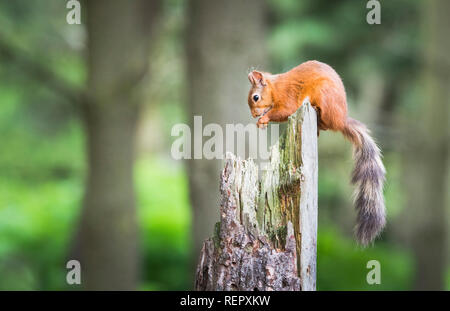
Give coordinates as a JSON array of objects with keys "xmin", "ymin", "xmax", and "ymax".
[
  {"xmin": 248, "ymin": 71, "xmax": 266, "ymax": 86},
  {"xmin": 248, "ymin": 72, "xmax": 256, "ymax": 84}
]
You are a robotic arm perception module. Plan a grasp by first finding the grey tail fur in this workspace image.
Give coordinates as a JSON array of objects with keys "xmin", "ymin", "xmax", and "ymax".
[{"xmin": 342, "ymin": 117, "xmax": 386, "ymax": 246}]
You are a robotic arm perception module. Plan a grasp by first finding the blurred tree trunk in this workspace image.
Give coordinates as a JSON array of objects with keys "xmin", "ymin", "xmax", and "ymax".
[
  {"xmin": 77, "ymin": 0, "xmax": 160, "ymax": 290},
  {"xmin": 403, "ymin": 0, "xmax": 449, "ymax": 290},
  {"xmin": 185, "ymin": 0, "xmax": 267, "ymax": 275}
]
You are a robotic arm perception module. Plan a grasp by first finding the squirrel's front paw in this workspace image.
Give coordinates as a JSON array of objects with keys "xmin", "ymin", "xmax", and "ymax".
[{"xmin": 257, "ymin": 117, "xmax": 269, "ymax": 129}]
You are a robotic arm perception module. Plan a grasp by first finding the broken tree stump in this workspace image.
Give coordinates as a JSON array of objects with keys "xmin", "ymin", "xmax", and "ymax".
[{"xmin": 195, "ymin": 101, "xmax": 318, "ymax": 291}]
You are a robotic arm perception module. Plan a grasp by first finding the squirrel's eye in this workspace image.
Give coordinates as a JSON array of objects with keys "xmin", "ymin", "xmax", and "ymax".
[{"xmin": 253, "ymin": 94, "xmax": 260, "ymax": 102}]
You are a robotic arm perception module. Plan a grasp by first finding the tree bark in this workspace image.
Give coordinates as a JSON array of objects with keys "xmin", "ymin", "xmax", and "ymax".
[
  {"xmin": 185, "ymin": 0, "xmax": 267, "ymax": 270},
  {"xmin": 195, "ymin": 102, "xmax": 318, "ymax": 291},
  {"xmin": 77, "ymin": 0, "xmax": 160, "ymax": 290}
]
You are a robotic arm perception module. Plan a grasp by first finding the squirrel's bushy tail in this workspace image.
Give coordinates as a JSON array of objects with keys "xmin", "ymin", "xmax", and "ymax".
[{"xmin": 342, "ymin": 118, "xmax": 386, "ymax": 246}]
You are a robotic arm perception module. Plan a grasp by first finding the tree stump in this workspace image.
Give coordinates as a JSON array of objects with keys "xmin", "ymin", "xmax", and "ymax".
[{"xmin": 195, "ymin": 101, "xmax": 318, "ymax": 291}]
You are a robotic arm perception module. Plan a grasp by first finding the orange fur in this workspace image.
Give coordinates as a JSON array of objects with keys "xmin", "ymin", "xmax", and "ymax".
[
  {"xmin": 248, "ymin": 60, "xmax": 347, "ymax": 131},
  {"xmin": 247, "ymin": 60, "xmax": 386, "ymax": 246}
]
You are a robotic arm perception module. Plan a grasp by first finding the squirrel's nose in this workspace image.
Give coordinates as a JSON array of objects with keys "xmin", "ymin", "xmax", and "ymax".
[{"xmin": 252, "ymin": 108, "xmax": 263, "ymax": 117}]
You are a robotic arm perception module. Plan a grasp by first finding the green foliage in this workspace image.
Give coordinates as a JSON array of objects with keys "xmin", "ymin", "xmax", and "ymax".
[
  {"xmin": 0, "ymin": 74, "xmax": 192, "ymax": 289},
  {"xmin": 136, "ymin": 157, "xmax": 192, "ymax": 290},
  {"xmin": 0, "ymin": 108, "xmax": 84, "ymax": 290},
  {"xmin": 0, "ymin": 124, "xmax": 192, "ymax": 290},
  {"xmin": 317, "ymin": 226, "xmax": 413, "ymax": 290},
  {"xmin": 0, "ymin": 178, "xmax": 82, "ymax": 290}
]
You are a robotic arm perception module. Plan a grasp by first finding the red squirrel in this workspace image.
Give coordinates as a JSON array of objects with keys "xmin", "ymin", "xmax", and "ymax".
[{"xmin": 247, "ymin": 60, "xmax": 385, "ymax": 246}]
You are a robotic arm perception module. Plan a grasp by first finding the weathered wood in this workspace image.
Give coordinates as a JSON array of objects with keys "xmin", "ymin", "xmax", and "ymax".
[{"xmin": 195, "ymin": 101, "xmax": 318, "ymax": 291}]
